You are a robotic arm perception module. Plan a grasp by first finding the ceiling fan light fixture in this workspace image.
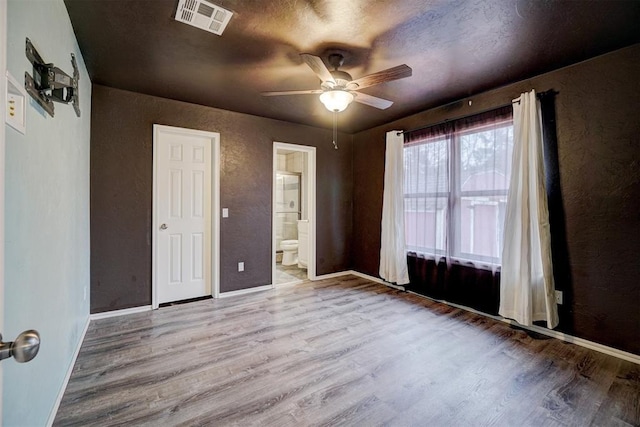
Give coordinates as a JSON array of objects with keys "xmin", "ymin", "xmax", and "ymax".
[{"xmin": 319, "ymin": 90, "xmax": 354, "ymax": 112}]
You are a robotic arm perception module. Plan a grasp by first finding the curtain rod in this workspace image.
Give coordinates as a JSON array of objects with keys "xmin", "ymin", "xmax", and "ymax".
[{"xmin": 397, "ymin": 89, "xmax": 557, "ymax": 136}]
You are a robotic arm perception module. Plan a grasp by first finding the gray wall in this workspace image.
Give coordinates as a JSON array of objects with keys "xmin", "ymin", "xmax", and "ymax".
[
  {"xmin": 3, "ymin": 0, "xmax": 91, "ymax": 424},
  {"xmin": 352, "ymin": 45, "xmax": 640, "ymax": 355},
  {"xmin": 90, "ymin": 85, "xmax": 352, "ymax": 312}
]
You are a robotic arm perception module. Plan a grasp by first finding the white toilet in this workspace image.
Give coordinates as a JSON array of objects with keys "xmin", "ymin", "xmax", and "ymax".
[{"xmin": 280, "ymin": 239, "xmax": 298, "ymax": 266}]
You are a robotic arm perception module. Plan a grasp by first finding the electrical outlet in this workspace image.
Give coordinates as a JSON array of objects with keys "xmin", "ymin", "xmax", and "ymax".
[
  {"xmin": 555, "ymin": 290, "xmax": 563, "ymax": 305},
  {"xmin": 84, "ymin": 286, "xmax": 87, "ymax": 301},
  {"xmin": 238, "ymin": 262, "xmax": 244, "ymax": 272}
]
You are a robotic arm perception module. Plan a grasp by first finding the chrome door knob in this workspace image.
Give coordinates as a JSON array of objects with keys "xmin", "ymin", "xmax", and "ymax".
[
  {"xmin": 160, "ymin": 223, "xmax": 168, "ymax": 230},
  {"xmin": 0, "ymin": 330, "xmax": 41, "ymax": 363}
]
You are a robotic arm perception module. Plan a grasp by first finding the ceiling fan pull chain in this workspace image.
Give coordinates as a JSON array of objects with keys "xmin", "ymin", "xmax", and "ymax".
[{"xmin": 333, "ymin": 111, "xmax": 338, "ymax": 150}]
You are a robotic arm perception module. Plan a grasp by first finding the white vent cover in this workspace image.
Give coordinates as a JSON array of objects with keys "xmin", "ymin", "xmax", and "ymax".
[{"xmin": 175, "ymin": 0, "xmax": 233, "ymax": 35}]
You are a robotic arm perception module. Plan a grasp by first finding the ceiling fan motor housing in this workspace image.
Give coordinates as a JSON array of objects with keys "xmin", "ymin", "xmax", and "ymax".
[
  {"xmin": 329, "ymin": 70, "xmax": 352, "ymax": 82},
  {"xmin": 323, "ymin": 70, "xmax": 353, "ymax": 90},
  {"xmin": 325, "ymin": 53, "xmax": 355, "ymax": 88}
]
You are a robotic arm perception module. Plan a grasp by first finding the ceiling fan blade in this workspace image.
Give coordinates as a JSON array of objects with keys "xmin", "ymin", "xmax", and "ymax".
[
  {"xmin": 261, "ymin": 89, "xmax": 324, "ymax": 96},
  {"xmin": 349, "ymin": 64, "xmax": 412, "ymax": 90},
  {"xmin": 353, "ymin": 92, "xmax": 394, "ymax": 110},
  {"xmin": 300, "ymin": 53, "xmax": 336, "ymax": 84}
]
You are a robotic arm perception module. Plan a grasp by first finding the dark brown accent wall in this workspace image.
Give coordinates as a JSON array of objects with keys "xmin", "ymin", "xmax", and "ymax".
[
  {"xmin": 352, "ymin": 45, "xmax": 640, "ymax": 355},
  {"xmin": 90, "ymin": 85, "xmax": 352, "ymax": 313}
]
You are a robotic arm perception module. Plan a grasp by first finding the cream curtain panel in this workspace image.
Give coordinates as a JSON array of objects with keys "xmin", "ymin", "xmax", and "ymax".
[
  {"xmin": 380, "ymin": 130, "xmax": 410, "ymax": 285},
  {"xmin": 499, "ymin": 90, "xmax": 559, "ymax": 328}
]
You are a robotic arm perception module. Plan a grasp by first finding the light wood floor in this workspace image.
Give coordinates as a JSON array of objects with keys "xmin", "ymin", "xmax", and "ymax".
[{"xmin": 55, "ymin": 275, "xmax": 640, "ymax": 426}]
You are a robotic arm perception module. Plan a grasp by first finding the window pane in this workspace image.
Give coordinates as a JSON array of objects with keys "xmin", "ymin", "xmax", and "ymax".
[
  {"xmin": 405, "ymin": 196, "xmax": 447, "ymax": 254},
  {"xmin": 460, "ymin": 125, "xmax": 513, "ymax": 192},
  {"xmin": 459, "ymin": 195, "xmax": 507, "ymax": 261},
  {"xmin": 404, "ymin": 137, "xmax": 449, "ymax": 195}
]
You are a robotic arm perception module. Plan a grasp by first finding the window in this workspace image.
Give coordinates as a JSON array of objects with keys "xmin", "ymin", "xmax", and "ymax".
[{"xmin": 403, "ymin": 107, "xmax": 513, "ymax": 265}]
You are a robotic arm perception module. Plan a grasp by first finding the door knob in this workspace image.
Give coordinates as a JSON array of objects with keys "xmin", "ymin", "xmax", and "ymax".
[
  {"xmin": 160, "ymin": 223, "xmax": 168, "ymax": 230},
  {"xmin": 0, "ymin": 330, "xmax": 41, "ymax": 363}
]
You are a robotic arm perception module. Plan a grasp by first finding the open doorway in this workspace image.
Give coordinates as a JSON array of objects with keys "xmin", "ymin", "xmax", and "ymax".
[{"xmin": 272, "ymin": 142, "xmax": 316, "ymax": 286}]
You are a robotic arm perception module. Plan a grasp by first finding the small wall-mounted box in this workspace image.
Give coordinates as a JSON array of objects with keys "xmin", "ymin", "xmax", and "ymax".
[{"xmin": 5, "ymin": 71, "xmax": 27, "ymax": 134}]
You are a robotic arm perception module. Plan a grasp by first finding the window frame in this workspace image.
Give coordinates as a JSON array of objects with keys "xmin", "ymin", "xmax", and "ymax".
[
  {"xmin": 403, "ymin": 118, "xmax": 513, "ymax": 265},
  {"xmin": 404, "ymin": 134, "xmax": 451, "ymax": 256}
]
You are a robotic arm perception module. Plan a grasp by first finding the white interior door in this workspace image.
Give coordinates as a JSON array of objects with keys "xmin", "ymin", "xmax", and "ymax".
[{"xmin": 154, "ymin": 125, "xmax": 214, "ymax": 305}]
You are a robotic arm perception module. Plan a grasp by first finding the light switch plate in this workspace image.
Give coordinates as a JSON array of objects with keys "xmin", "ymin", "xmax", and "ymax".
[
  {"xmin": 222, "ymin": 208, "xmax": 229, "ymax": 218},
  {"xmin": 6, "ymin": 71, "xmax": 27, "ymax": 134},
  {"xmin": 238, "ymin": 262, "xmax": 244, "ymax": 272}
]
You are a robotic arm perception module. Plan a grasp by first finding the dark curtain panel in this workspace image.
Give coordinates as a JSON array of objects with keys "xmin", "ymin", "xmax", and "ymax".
[
  {"xmin": 405, "ymin": 105, "xmax": 513, "ymax": 145},
  {"xmin": 539, "ymin": 91, "xmax": 572, "ymax": 330},
  {"xmin": 407, "ymin": 253, "xmax": 501, "ymax": 315}
]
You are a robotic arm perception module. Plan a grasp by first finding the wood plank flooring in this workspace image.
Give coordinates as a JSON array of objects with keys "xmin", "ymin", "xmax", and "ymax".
[{"xmin": 54, "ymin": 276, "xmax": 640, "ymax": 426}]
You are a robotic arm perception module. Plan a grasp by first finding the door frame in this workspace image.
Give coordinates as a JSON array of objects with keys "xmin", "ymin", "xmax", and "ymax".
[
  {"xmin": 152, "ymin": 124, "xmax": 221, "ymax": 308},
  {"xmin": 272, "ymin": 142, "xmax": 317, "ymax": 285},
  {"xmin": 0, "ymin": 0, "xmax": 7, "ymax": 420}
]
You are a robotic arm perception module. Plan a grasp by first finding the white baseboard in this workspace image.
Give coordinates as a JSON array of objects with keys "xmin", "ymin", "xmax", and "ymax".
[
  {"xmin": 90, "ymin": 305, "xmax": 153, "ymax": 320},
  {"xmin": 347, "ymin": 270, "xmax": 406, "ymax": 291},
  {"xmin": 219, "ymin": 284, "xmax": 274, "ymax": 298},
  {"xmin": 509, "ymin": 320, "xmax": 640, "ymax": 365},
  {"xmin": 313, "ymin": 270, "xmax": 352, "ymax": 280},
  {"xmin": 314, "ymin": 269, "xmax": 405, "ymax": 291},
  {"xmin": 47, "ymin": 315, "xmax": 91, "ymax": 427}
]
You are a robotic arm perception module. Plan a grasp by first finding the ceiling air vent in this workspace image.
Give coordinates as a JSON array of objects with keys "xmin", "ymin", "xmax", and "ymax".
[{"xmin": 175, "ymin": 0, "xmax": 233, "ymax": 36}]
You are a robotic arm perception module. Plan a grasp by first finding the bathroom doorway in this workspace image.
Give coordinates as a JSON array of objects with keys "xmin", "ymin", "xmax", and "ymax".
[{"xmin": 272, "ymin": 142, "xmax": 316, "ymax": 286}]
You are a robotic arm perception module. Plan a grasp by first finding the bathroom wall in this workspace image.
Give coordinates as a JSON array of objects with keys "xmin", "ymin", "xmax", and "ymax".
[
  {"xmin": 278, "ymin": 151, "xmax": 309, "ymax": 219},
  {"xmin": 281, "ymin": 151, "xmax": 308, "ymax": 220},
  {"xmin": 277, "ymin": 152, "xmax": 305, "ymax": 173},
  {"xmin": 275, "ymin": 150, "xmax": 308, "ymax": 252},
  {"xmin": 285, "ymin": 152, "xmax": 305, "ymax": 173},
  {"xmin": 275, "ymin": 172, "xmax": 301, "ymax": 251}
]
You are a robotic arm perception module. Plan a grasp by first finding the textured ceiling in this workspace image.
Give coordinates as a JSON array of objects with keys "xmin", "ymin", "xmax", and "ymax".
[{"xmin": 64, "ymin": 0, "xmax": 640, "ymax": 133}]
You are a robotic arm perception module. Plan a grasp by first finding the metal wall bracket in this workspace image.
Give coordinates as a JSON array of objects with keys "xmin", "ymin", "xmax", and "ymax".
[{"xmin": 24, "ymin": 37, "xmax": 80, "ymax": 118}]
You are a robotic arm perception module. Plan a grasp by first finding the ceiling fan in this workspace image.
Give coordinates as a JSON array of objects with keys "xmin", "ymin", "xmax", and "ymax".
[{"xmin": 262, "ymin": 53, "xmax": 412, "ymax": 113}]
